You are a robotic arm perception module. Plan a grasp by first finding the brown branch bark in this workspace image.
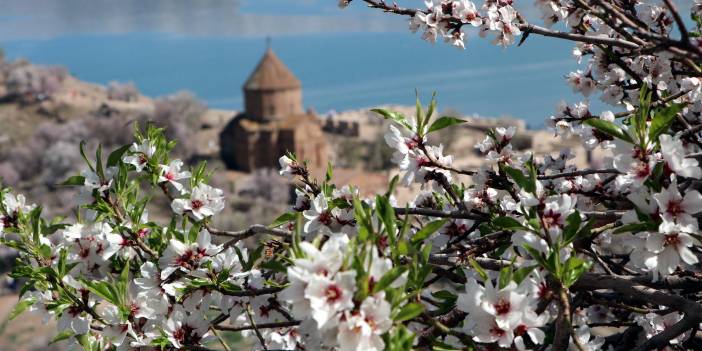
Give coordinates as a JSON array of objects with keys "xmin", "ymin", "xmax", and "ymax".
[{"xmin": 215, "ymin": 320, "xmax": 301, "ymax": 332}]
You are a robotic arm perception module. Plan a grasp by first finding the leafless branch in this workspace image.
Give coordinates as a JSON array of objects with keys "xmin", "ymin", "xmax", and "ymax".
[
  {"xmin": 393, "ymin": 207, "xmax": 486, "ymax": 220},
  {"xmin": 215, "ymin": 320, "xmax": 301, "ymax": 332},
  {"xmin": 209, "ymin": 224, "xmax": 291, "ymax": 245},
  {"xmin": 538, "ymin": 168, "xmax": 621, "ymax": 180}
]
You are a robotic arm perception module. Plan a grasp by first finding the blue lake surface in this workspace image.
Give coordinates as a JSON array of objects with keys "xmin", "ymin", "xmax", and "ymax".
[{"xmin": 0, "ymin": 0, "xmax": 593, "ymax": 128}]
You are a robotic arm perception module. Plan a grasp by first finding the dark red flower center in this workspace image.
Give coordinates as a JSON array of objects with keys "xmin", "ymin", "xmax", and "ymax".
[
  {"xmin": 666, "ymin": 200, "xmax": 684, "ymax": 218},
  {"xmin": 318, "ymin": 210, "xmax": 333, "ymax": 226},
  {"xmin": 325, "ymin": 284, "xmax": 343, "ymax": 303},
  {"xmin": 664, "ymin": 233, "xmax": 681, "ymax": 247},
  {"xmin": 191, "ymin": 199, "xmax": 204, "ymax": 210},
  {"xmin": 494, "ymin": 298, "xmax": 511, "ymax": 315},
  {"xmin": 490, "ymin": 323, "xmax": 506, "ymax": 337}
]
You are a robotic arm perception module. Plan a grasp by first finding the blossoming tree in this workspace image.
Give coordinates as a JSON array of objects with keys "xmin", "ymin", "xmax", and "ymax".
[{"xmin": 1, "ymin": 0, "xmax": 702, "ymax": 350}]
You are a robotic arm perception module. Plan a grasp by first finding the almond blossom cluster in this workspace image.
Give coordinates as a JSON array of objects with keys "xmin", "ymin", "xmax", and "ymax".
[
  {"xmin": 279, "ymin": 235, "xmax": 395, "ymax": 351},
  {"xmin": 408, "ymin": 0, "xmax": 521, "ymax": 48}
]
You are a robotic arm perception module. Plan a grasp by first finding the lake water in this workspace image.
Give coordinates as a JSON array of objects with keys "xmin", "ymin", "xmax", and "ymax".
[{"xmin": 0, "ymin": 0, "xmax": 590, "ymax": 127}]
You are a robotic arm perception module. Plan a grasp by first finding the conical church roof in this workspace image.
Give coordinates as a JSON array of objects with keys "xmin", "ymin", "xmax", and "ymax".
[{"xmin": 244, "ymin": 48, "xmax": 301, "ymax": 91}]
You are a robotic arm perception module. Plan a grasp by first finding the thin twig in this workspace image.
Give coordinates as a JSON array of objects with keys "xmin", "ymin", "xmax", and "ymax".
[
  {"xmin": 538, "ymin": 168, "xmax": 621, "ymax": 180},
  {"xmin": 216, "ymin": 286, "xmax": 285, "ymax": 297},
  {"xmin": 633, "ymin": 314, "xmax": 698, "ymax": 351},
  {"xmin": 210, "ymin": 224, "xmax": 291, "ymax": 246},
  {"xmin": 662, "ymin": 0, "xmax": 690, "ymax": 44},
  {"xmin": 210, "ymin": 327, "xmax": 232, "ymax": 351},
  {"xmin": 246, "ymin": 303, "xmax": 269, "ymax": 351},
  {"xmin": 215, "ymin": 320, "xmax": 301, "ymax": 332},
  {"xmin": 393, "ymin": 207, "xmax": 486, "ymax": 220}
]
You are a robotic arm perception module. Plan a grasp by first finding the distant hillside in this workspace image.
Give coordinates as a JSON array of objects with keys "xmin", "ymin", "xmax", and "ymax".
[{"xmin": 0, "ymin": 57, "xmax": 219, "ymax": 216}]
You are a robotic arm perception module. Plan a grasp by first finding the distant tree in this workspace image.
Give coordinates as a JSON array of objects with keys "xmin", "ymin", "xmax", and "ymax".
[
  {"xmin": 106, "ymin": 81, "xmax": 139, "ymax": 102},
  {"xmin": 366, "ymin": 136, "xmax": 394, "ymax": 170},
  {"xmin": 0, "ymin": 162, "xmax": 18, "ymax": 185},
  {"xmin": 152, "ymin": 92, "xmax": 205, "ymax": 159},
  {"xmin": 3, "ymin": 63, "xmax": 66, "ymax": 103}
]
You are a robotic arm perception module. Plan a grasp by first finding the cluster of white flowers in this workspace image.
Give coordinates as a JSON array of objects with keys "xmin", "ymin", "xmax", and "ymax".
[
  {"xmin": 280, "ymin": 236, "xmax": 397, "ymax": 351},
  {"xmin": 408, "ymin": 0, "xmax": 520, "ymax": 48},
  {"xmin": 0, "ymin": 193, "xmax": 34, "ymax": 238},
  {"xmin": 384, "ymin": 121, "xmax": 453, "ymax": 186},
  {"xmin": 457, "ymin": 278, "xmax": 549, "ymax": 349}
]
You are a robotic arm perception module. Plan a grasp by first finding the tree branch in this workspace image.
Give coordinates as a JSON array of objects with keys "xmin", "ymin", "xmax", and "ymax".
[
  {"xmin": 393, "ymin": 207, "xmax": 486, "ymax": 220},
  {"xmin": 215, "ymin": 320, "xmax": 301, "ymax": 332},
  {"xmin": 538, "ymin": 168, "xmax": 621, "ymax": 180},
  {"xmin": 208, "ymin": 224, "xmax": 291, "ymax": 246}
]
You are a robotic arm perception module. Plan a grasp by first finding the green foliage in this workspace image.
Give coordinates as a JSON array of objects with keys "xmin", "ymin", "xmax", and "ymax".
[
  {"xmin": 649, "ymin": 104, "xmax": 682, "ymax": 143},
  {"xmin": 492, "ymin": 216, "xmax": 525, "ymax": 231},
  {"xmin": 394, "ymin": 302, "xmax": 424, "ymax": 322},
  {"xmin": 411, "ymin": 219, "xmax": 447, "ymax": 244},
  {"xmin": 371, "ymin": 108, "xmax": 411, "ymax": 130},
  {"xmin": 584, "ymin": 118, "xmax": 633, "ymax": 143},
  {"xmin": 428, "ymin": 116, "xmax": 467, "ymax": 134},
  {"xmin": 269, "ymin": 212, "xmax": 296, "ymax": 228}
]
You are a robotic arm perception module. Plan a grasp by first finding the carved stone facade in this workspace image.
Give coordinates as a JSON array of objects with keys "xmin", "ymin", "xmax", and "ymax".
[{"xmin": 220, "ymin": 48, "xmax": 328, "ymax": 172}]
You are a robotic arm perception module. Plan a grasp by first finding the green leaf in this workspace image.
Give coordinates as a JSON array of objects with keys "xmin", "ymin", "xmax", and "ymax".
[
  {"xmin": 95, "ymin": 144, "xmax": 105, "ymax": 180},
  {"xmin": 469, "ymin": 258, "xmax": 489, "ymax": 281},
  {"xmin": 371, "ymin": 108, "xmax": 411, "ymax": 129},
  {"xmin": 522, "ymin": 245, "xmax": 549, "ymax": 272},
  {"xmin": 269, "ymin": 212, "xmax": 296, "ymax": 228},
  {"xmin": 395, "ymin": 302, "xmax": 424, "ymax": 322},
  {"xmin": 492, "ymin": 216, "xmax": 525, "ymax": 231},
  {"xmin": 584, "ymin": 118, "xmax": 633, "ymax": 143},
  {"xmin": 372, "ymin": 266, "xmax": 407, "ymax": 294},
  {"xmin": 39, "ymin": 244, "xmax": 52, "ymax": 259},
  {"xmin": 503, "ymin": 166, "xmax": 530, "ymax": 191},
  {"xmin": 428, "ymin": 116, "xmax": 466, "ymax": 134},
  {"xmin": 547, "ymin": 249, "xmax": 561, "ymax": 277},
  {"xmin": 50, "ymin": 330, "xmax": 74, "ymax": 344},
  {"xmin": 260, "ymin": 259, "xmax": 287, "ymax": 273},
  {"xmin": 386, "ymin": 325, "xmax": 417, "ymax": 351},
  {"xmin": 431, "ymin": 290, "xmax": 458, "ymax": 301},
  {"xmin": 325, "ymin": 161, "xmax": 334, "ymax": 182},
  {"xmin": 247, "ymin": 245, "xmax": 264, "ymax": 270},
  {"xmin": 78, "ymin": 140, "xmax": 95, "ymax": 172},
  {"xmin": 498, "ymin": 265, "xmax": 512, "ymax": 289},
  {"xmin": 415, "ymin": 91, "xmax": 424, "ymax": 134},
  {"xmin": 376, "ymin": 195, "xmax": 397, "ymax": 239},
  {"xmin": 649, "ymin": 105, "xmax": 681, "ymax": 142},
  {"xmin": 397, "ymin": 241, "xmax": 409, "ymax": 255},
  {"xmin": 426, "ymin": 92, "xmax": 437, "ymax": 122},
  {"xmin": 562, "ymin": 211, "xmax": 582, "ymax": 244},
  {"xmin": 562, "ymin": 256, "xmax": 592, "ymax": 287},
  {"xmin": 613, "ymin": 222, "xmax": 658, "ymax": 234},
  {"xmin": 8, "ymin": 298, "xmax": 34, "ymax": 320},
  {"xmin": 82, "ymin": 280, "xmax": 118, "ymax": 305},
  {"xmin": 385, "ymin": 175, "xmax": 399, "ymax": 198},
  {"xmin": 504, "ymin": 163, "xmax": 536, "ymax": 194},
  {"xmin": 411, "ymin": 219, "xmax": 447, "ymax": 244},
  {"xmin": 30, "ymin": 206, "xmax": 42, "ymax": 244},
  {"xmin": 59, "ymin": 175, "xmax": 85, "ymax": 187},
  {"xmin": 526, "ymin": 156, "xmax": 538, "ymax": 191},
  {"xmin": 106, "ymin": 144, "xmax": 131, "ymax": 168},
  {"xmin": 513, "ymin": 265, "xmax": 537, "ymax": 284},
  {"xmin": 353, "ymin": 197, "xmax": 374, "ymax": 241}
]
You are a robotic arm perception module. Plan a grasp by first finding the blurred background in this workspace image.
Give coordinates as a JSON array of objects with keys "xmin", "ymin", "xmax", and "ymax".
[
  {"xmin": 0, "ymin": 0, "xmax": 628, "ymax": 349},
  {"xmin": 0, "ymin": 0, "xmax": 586, "ymax": 121}
]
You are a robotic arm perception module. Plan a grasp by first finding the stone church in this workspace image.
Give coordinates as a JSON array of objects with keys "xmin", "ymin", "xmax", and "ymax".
[{"xmin": 220, "ymin": 48, "xmax": 328, "ymax": 172}]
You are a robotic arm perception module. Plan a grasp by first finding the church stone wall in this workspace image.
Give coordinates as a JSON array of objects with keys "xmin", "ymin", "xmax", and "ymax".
[{"xmin": 244, "ymin": 88, "xmax": 303, "ymax": 122}]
